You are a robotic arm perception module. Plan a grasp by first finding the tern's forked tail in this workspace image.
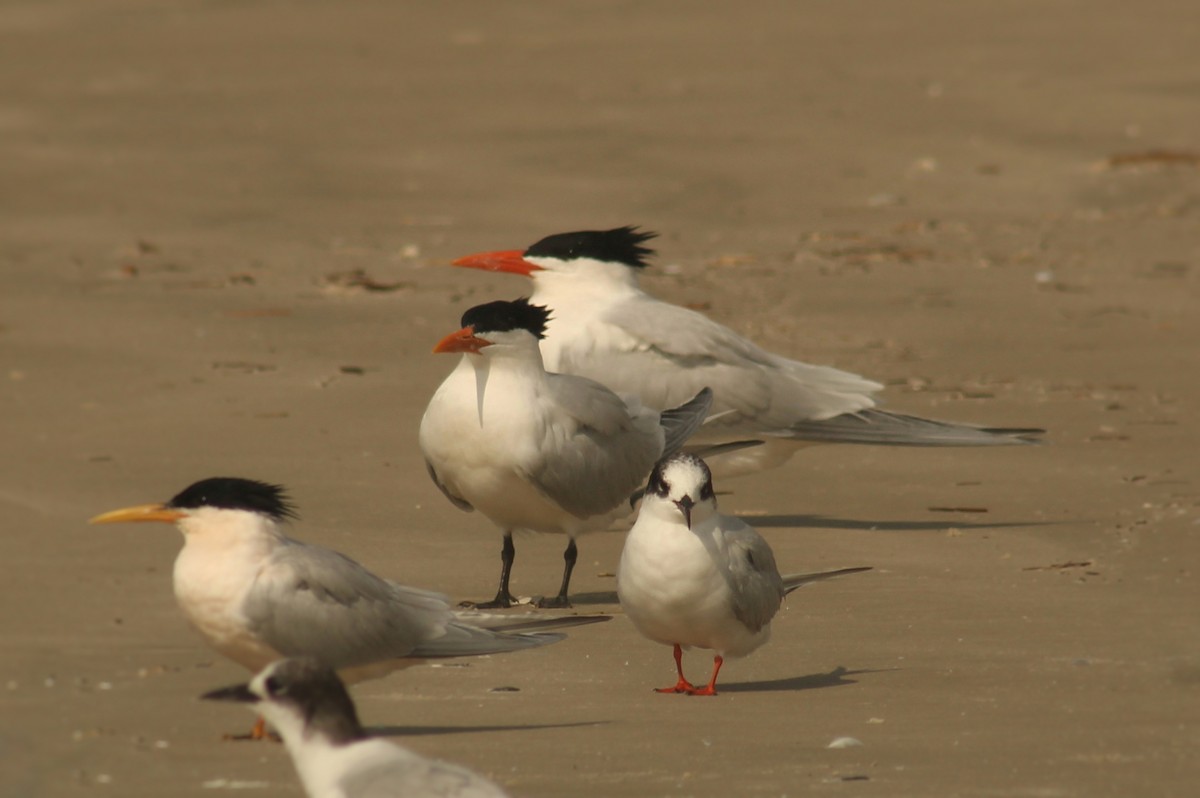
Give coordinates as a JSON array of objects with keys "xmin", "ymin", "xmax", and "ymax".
[
  {"xmin": 658, "ymin": 387, "xmax": 714, "ymax": 457},
  {"xmin": 782, "ymin": 566, "xmax": 872, "ymax": 596},
  {"xmin": 782, "ymin": 409, "xmax": 1044, "ymax": 447}
]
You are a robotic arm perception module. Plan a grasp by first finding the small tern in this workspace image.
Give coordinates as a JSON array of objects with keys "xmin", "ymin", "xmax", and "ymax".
[
  {"xmin": 617, "ymin": 452, "xmax": 869, "ymax": 695},
  {"xmin": 453, "ymin": 227, "xmax": 1043, "ymax": 477},
  {"xmin": 91, "ymin": 477, "xmax": 603, "ymax": 737},
  {"xmin": 203, "ymin": 657, "xmax": 510, "ymax": 797},
  {"xmin": 419, "ymin": 298, "xmax": 713, "ymax": 609}
]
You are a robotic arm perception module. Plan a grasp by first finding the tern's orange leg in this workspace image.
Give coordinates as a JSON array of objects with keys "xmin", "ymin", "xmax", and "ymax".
[
  {"xmin": 686, "ymin": 655, "xmax": 724, "ymax": 696},
  {"xmin": 655, "ymin": 644, "xmax": 696, "ymax": 693},
  {"xmin": 223, "ymin": 715, "xmax": 273, "ymax": 741}
]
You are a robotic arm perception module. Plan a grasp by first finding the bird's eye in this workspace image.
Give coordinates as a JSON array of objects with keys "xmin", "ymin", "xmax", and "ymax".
[
  {"xmin": 264, "ymin": 676, "xmax": 283, "ymax": 696},
  {"xmin": 700, "ymin": 480, "xmax": 715, "ymax": 501}
]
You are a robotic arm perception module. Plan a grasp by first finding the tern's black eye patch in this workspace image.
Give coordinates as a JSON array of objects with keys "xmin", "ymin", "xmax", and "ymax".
[
  {"xmin": 524, "ymin": 226, "xmax": 657, "ymax": 269},
  {"xmin": 460, "ymin": 298, "xmax": 550, "ymax": 339},
  {"xmin": 646, "ymin": 464, "xmax": 671, "ymax": 499},
  {"xmin": 167, "ymin": 477, "xmax": 298, "ymax": 521}
]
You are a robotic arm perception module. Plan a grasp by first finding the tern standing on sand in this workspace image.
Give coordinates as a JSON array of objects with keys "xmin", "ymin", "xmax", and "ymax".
[
  {"xmin": 618, "ymin": 452, "xmax": 869, "ymax": 695},
  {"xmin": 91, "ymin": 478, "xmax": 599, "ymax": 736},
  {"xmin": 453, "ymin": 227, "xmax": 1042, "ymax": 477},
  {"xmin": 420, "ymin": 298, "xmax": 713, "ymax": 608}
]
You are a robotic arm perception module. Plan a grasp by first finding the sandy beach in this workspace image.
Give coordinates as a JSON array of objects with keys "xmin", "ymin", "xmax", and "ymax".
[{"xmin": 2, "ymin": 2, "xmax": 1197, "ymax": 796}]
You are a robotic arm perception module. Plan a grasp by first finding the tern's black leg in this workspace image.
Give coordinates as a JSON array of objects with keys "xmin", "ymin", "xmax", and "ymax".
[
  {"xmin": 465, "ymin": 532, "xmax": 517, "ymax": 609},
  {"xmin": 537, "ymin": 538, "xmax": 577, "ymax": 608}
]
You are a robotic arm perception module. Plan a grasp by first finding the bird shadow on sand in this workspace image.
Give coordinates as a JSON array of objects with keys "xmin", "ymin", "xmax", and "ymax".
[
  {"xmin": 717, "ymin": 665, "xmax": 892, "ymax": 694},
  {"xmin": 555, "ymin": 590, "xmax": 619, "ymax": 606},
  {"xmin": 738, "ymin": 513, "xmax": 1049, "ymax": 533},
  {"xmin": 370, "ymin": 720, "xmax": 608, "ymax": 738}
]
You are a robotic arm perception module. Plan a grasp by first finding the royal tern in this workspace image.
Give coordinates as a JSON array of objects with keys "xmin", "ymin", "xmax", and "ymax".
[
  {"xmin": 617, "ymin": 452, "xmax": 869, "ymax": 695},
  {"xmin": 419, "ymin": 298, "xmax": 713, "ymax": 609},
  {"xmin": 90, "ymin": 477, "xmax": 602, "ymax": 737},
  {"xmin": 203, "ymin": 657, "xmax": 510, "ymax": 797},
  {"xmin": 453, "ymin": 227, "xmax": 1043, "ymax": 477}
]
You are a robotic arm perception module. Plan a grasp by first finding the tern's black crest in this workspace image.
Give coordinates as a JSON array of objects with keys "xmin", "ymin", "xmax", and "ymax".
[
  {"xmin": 524, "ymin": 226, "xmax": 657, "ymax": 269},
  {"xmin": 167, "ymin": 477, "xmax": 298, "ymax": 521},
  {"xmin": 645, "ymin": 452, "xmax": 716, "ymax": 501},
  {"xmin": 261, "ymin": 658, "xmax": 366, "ymax": 745},
  {"xmin": 461, "ymin": 297, "xmax": 550, "ymax": 339}
]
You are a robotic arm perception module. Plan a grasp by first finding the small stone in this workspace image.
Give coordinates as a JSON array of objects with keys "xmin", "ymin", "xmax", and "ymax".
[{"xmin": 827, "ymin": 736, "xmax": 864, "ymax": 749}]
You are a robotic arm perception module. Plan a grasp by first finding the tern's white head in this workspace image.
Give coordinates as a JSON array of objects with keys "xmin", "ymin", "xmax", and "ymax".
[
  {"xmin": 89, "ymin": 477, "xmax": 297, "ymax": 543},
  {"xmin": 642, "ymin": 452, "xmax": 718, "ymax": 530},
  {"xmin": 431, "ymin": 297, "xmax": 551, "ymax": 362},
  {"xmin": 202, "ymin": 657, "xmax": 366, "ymax": 746},
  {"xmin": 451, "ymin": 226, "xmax": 656, "ymax": 288}
]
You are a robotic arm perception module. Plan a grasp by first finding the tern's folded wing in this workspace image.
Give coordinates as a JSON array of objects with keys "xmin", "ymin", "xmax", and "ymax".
[
  {"xmin": 514, "ymin": 375, "xmax": 660, "ymax": 520},
  {"xmin": 717, "ymin": 518, "xmax": 786, "ymax": 634},
  {"xmin": 242, "ymin": 542, "xmax": 453, "ymax": 669},
  {"xmin": 586, "ymin": 297, "xmax": 881, "ymax": 429}
]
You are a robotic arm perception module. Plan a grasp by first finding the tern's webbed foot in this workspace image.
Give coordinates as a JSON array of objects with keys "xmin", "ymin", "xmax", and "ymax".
[
  {"xmin": 534, "ymin": 594, "xmax": 572, "ymax": 609},
  {"xmin": 655, "ymin": 678, "xmax": 696, "ymax": 694},
  {"xmin": 685, "ymin": 685, "xmax": 719, "ymax": 696},
  {"xmin": 460, "ymin": 588, "xmax": 517, "ymax": 610},
  {"xmin": 461, "ymin": 599, "xmax": 511, "ymax": 610}
]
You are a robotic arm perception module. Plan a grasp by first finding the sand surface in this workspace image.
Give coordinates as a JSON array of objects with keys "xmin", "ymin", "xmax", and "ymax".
[{"xmin": 2, "ymin": 2, "xmax": 1198, "ymax": 796}]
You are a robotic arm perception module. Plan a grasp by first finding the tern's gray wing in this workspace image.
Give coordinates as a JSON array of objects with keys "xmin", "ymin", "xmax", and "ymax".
[
  {"xmin": 242, "ymin": 542, "xmax": 451, "ymax": 668},
  {"xmin": 658, "ymin": 387, "xmax": 713, "ymax": 458},
  {"xmin": 781, "ymin": 566, "xmax": 872, "ymax": 595},
  {"xmin": 340, "ymin": 748, "xmax": 510, "ymax": 798},
  {"xmin": 714, "ymin": 517, "xmax": 786, "ymax": 633},
  {"xmin": 780, "ymin": 408, "xmax": 1045, "ymax": 446},
  {"xmin": 566, "ymin": 296, "xmax": 883, "ymax": 430},
  {"xmin": 521, "ymin": 374, "xmax": 663, "ymax": 519},
  {"xmin": 243, "ymin": 542, "xmax": 553, "ymax": 668}
]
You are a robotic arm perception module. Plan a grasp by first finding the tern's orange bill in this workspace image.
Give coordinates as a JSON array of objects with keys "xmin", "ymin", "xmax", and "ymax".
[
  {"xmin": 433, "ymin": 326, "xmax": 492, "ymax": 355},
  {"xmin": 451, "ymin": 250, "xmax": 542, "ymax": 276},
  {"xmin": 89, "ymin": 503, "xmax": 185, "ymax": 525}
]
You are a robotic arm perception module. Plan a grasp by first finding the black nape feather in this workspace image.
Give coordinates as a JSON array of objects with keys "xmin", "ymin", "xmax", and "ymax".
[
  {"xmin": 266, "ymin": 658, "xmax": 367, "ymax": 744},
  {"xmin": 167, "ymin": 477, "xmax": 298, "ymax": 521},
  {"xmin": 524, "ymin": 226, "xmax": 657, "ymax": 268},
  {"xmin": 461, "ymin": 297, "xmax": 551, "ymax": 339}
]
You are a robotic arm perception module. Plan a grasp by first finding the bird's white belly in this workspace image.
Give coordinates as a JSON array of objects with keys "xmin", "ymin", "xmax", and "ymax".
[
  {"xmin": 421, "ymin": 371, "xmax": 598, "ymax": 534},
  {"xmin": 619, "ymin": 529, "xmax": 761, "ymax": 657},
  {"xmin": 452, "ymin": 463, "xmax": 578, "ymax": 533}
]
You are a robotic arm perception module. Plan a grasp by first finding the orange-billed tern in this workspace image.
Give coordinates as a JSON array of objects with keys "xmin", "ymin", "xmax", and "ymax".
[
  {"xmin": 419, "ymin": 298, "xmax": 713, "ymax": 609},
  {"xmin": 453, "ymin": 227, "xmax": 1043, "ymax": 478}
]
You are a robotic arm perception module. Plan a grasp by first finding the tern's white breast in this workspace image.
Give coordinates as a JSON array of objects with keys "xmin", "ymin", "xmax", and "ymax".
[
  {"xmin": 421, "ymin": 360, "xmax": 598, "ymax": 534},
  {"xmin": 172, "ymin": 530, "xmax": 281, "ymax": 671},
  {"xmin": 618, "ymin": 513, "xmax": 765, "ymax": 657},
  {"xmin": 290, "ymin": 735, "xmax": 399, "ymax": 798},
  {"xmin": 530, "ymin": 268, "xmax": 639, "ymax": 374}
]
